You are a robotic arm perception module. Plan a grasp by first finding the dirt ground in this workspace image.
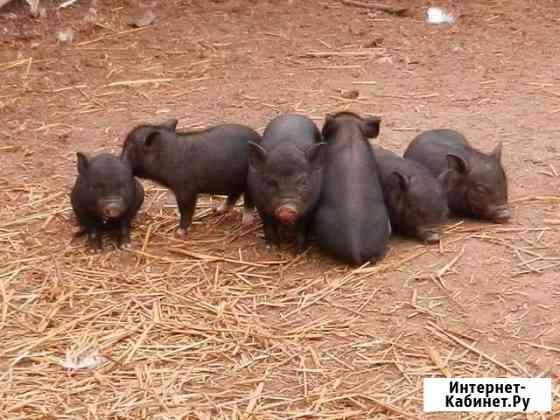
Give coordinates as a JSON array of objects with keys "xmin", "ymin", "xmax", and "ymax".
[{"xmin": 1, "ymin": 0, "xmax": 559, "ymax": 418}]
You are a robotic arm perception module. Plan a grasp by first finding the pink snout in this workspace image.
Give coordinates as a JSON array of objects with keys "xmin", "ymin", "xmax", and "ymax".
[
  {"xmin": 101, "ymin": 200, "xmax": 125, "ymax": 220},
  {"xmin": 274, "ymin": 205, "xmax": 299, "ymax": 225}
]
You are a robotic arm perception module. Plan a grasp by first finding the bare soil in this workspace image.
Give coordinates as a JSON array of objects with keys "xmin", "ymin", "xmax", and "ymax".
[{"xmin": 1, "ymin": 0, "xmax": 559, "ymax": 418}]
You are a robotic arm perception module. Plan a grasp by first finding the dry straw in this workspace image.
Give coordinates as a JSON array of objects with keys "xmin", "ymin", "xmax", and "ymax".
[
  {"xmin": 2, "ymin": 183, "xmax": 559, "ymax": 418},
  {"xmin": 0, "ymin": 3, "xmax": 559, "ymax": 417}
]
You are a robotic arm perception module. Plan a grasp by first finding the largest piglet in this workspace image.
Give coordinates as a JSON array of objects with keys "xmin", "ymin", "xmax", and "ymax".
[
  {"xmin": 313, "ymin": 112, "xmax": 391, "ymax": 265},
  {"xmin": 403, "ymin": 129, "xmax": 510, "ymax": 223},
  {"xmin": 247, "ymin": 113, "xmax": 325, "ymax": 253}
]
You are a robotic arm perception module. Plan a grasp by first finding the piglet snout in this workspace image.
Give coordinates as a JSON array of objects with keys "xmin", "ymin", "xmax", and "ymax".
[
  {"xmin": 491, "ymin": 205, "xmax": 511, "ymax": 223},
  {"xmin": 274, "ymin": 204, "xmax": 299, "ymax": 225},
  {"xmin": 102, "ymin": 199, "xmax": 126, "ymax": 220}
]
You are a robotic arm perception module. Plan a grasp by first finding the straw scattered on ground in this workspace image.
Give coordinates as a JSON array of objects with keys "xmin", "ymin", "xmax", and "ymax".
[{"xmin": 1, "ymin": 1, "xmax": 559, "ymax": 419}]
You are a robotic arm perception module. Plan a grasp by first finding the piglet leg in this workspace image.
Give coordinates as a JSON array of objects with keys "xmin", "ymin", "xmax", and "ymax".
[{"xmin": 176, "ymin": 192, "xmax": 197, "ymax": 239}]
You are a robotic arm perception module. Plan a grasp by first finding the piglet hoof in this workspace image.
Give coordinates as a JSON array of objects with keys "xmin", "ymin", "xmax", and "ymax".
[
  {"xmin": 88, "ymin": 246, "xmax": 102, "ymax": 255},
  {"xmin": 295, "ymin": 243, "xmax": 308, "ymax": 255},
  {"xmin": 241, "ymin": 211, "xmax": 255, "ymax": 226},
  {"xmin": 369, "ymin": 254, "xmax": 383, "ymax": 265},
  {"xmin": 176, "ymin": 227, "xmax": 189, "ymax": 239},
  {"xmin": 213, "ymin": 202, "xmax": 232, "ymax": 215},
  {"xmin": 73, "ymin": 227, "xmax": 86, "ymax": 237},
  {"xmin": 120, "ymin": 242, "xmax": 133, "ymax": 250},
  {"xmin": 87, "ymin": 238, "xmax": 102, "ymax": 254},
  {"xmin": 424, "ymin": 236, "xmax": 440, "ymax": 245}
]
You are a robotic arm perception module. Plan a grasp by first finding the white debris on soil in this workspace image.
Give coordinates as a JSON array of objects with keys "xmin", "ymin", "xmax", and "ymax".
[
  {"xmin": 25, "ymin": 0, "xmax": 46, "ymax": 17},
  {"xmin": 56, "ymin": 29, "xmax": 75, "ymax": 43},
  {"xmin": 59, "ymin": 0, "xmax": 78, "ymax": 8},
  {"xmin": 25, "ymin": 0, "xmax": 39, "ymax": 14},
  {"xmin": 83, "ymin": 6, "xmax": 97, "ymax": 24},
  {"xmin": 426, "ymin": 7, "xmax": 455, "ymax": 24},
  {"xmin": 340, "ymin": 89, "xmax": 359, "ymax": 99},
  {"xmin": 59, "ymin": 348, "xmax": 106, "ymax": 370},
  {"xmin": 129, "ymin": 9, "xmax": 157, "ymax": 28}
]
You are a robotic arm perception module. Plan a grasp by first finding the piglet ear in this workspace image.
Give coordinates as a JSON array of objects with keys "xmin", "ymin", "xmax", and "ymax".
[
  {"xmin": 145, "ymin": 131, "xmax": 162, "ymax": 147},
  {"xmin": 391, "ymin": 171, "xmax": 409, "ymax": 191},
  {"xmin": 120, "ymin": 151, "xmax": 132, "ymax": 168},
  {"xmin": 248, "ymin": 141, "xmax": 267, "ymax": 173},
  {"xmin": 160, "ymin": 119, "xmax": 178, "ymax": 131},
  {"xmin": 446, "ymin": 153, "xmax": 470, "ymax": 174},
  {"xmin": 321, "ymin": 114, "xmax": 336, "ymax": 139},
  {"xmin": 77, "ymin": 152, "xmax": 89, "ymax": 175},
  {"xmin": 490, "ymin": 141, "xmax": 503, "ymax": 162},
  {"xmin": 362, "ymin": 116, "xmax": 381, "ymax": 139},
  {"xmin": 306, "ymin": 142, "xmax": 326, "ymax": 171},
  {"xmin": 437, "ymin": 169, "xmax": 449, "ymax": 185}
]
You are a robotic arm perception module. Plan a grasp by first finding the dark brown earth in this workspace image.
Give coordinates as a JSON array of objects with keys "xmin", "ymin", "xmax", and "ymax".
[{"xmin": 1, "ymin": 0, "xmax": 559, "ymax": 418}]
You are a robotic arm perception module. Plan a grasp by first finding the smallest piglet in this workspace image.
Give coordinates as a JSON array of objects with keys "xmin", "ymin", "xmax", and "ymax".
[
  {"xmin": 71, "ymin": 152, "xmax": 144, "ymax": 252},
  {"xmin": 373, "ymin": 146, "xmax": 449, "ymax": 244}
]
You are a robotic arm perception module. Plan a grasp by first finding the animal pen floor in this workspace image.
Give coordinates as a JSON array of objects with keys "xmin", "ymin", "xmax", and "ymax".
[{"xmin": 1, "ymin": 0, "xmax": 559, "ymax": 418}]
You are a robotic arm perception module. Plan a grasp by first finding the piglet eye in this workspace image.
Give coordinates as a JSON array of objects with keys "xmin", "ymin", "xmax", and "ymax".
[{"xmin": 266, "ymin": 179, "xmax": 278, "ymax": 189}]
